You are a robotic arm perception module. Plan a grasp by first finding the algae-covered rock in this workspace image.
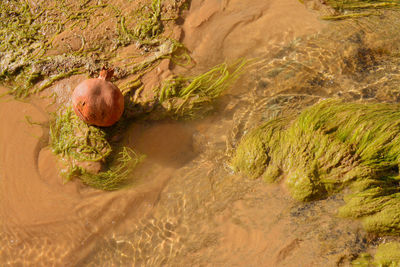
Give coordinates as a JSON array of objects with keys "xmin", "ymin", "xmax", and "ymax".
[
  {"xmin": 50, "ymin": 108, "xmax": 144, "ymax": 190},
  {"xmin": 50, "ymin": 108, "xmax": 112, "ymax": 162},
  {"xmin": 232, "ymin": 99, "xmax": 400, "ymax": 234}
]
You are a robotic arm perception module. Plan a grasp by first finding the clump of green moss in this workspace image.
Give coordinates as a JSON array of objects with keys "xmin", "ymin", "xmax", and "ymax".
[
  {"xmin": 232, "ymin": 99, "xmax": 400, "ymax": 234},
  {"xmin": 117, "ymin": 0, "xmax": 163, "ymax": 46},
  {"xmin": 374, "ymin": 242, "xmax": 400, "ymax": 267},
  {"xmin": 352, "ymin": 242, "xmax": 400, "ymax": 266},
  {"xmin": 50, "ymin": 108, "xmax": 112, "ymax": 161},
  {"xmin": 76, "ymin": 146, "xmax": 144, "ymax": 191},
  {"xmin": 157, "ymin": 59, "xmax": 247, "ymax": 119},
  {"xmin": 351, "ymin": 252, "xmax": 372, "ymax": 266},
  {"xmin": 50, "ymin": 108, "xmax": 144, "ymax": 190},
  {"xmin": 231, "ymin": 118, "xmax": 286, "ymax": 179}
]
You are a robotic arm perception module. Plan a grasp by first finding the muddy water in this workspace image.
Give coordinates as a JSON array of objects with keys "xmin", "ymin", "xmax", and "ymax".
[
  {"xmin": 2, "ymin": 0, "xmax": 400, "ymax": 266},
  {"xmin": 182, "ymin": 0, "xmax": 323, "ymax": 69}
]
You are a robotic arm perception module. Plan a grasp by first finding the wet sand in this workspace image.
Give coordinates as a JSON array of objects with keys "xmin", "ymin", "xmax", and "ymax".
[{"xmin": 0, "ymin": 0, "xmax": 382, "ymax": 266}]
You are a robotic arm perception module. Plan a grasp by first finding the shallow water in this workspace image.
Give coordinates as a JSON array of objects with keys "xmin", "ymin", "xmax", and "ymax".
[{"xmin": 2, "ymin": 0, "xmax": 400, "ymax": 266}]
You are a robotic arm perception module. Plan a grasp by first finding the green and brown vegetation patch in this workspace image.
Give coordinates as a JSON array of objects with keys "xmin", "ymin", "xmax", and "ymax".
[
  {"xmin": 0, "ymin": 0, "xmax": 189, "ymax": 98},
  {"xmin": 50, "ymin": 108, "xmax": 144, "ymax": 190},
  {"xmin": 157, "ymin": 59, "xmax": 247, "ymax": 119},
  {"xmin": 232, "ymin": 99, "xmax": 400, "ymax": 235},
  {"xmin": 352, "ymin": 242, "xmax": 400, "ymax": 266},
  {"xmin": 5, "ymin": 0, "xmax": 248, "ymax": 190},
  {"xmin": 300, "ymin": 0, "xmax": 400, "ymax": 20}
]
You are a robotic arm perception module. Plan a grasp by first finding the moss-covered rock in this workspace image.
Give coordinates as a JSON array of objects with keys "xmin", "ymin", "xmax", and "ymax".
[{"xmin": 232, "ymin": 99, "xmax": 400, "ymax": 234}]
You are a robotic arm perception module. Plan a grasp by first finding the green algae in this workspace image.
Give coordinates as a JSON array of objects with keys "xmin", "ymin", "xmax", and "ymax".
[
  {"xmin": 374, "ymin": 242, "xmax": 400, "ymax": 267},
  {"xmin": 116, "ymin": 0, "xmax": 163, "ymax": 46},
  {"xmin": 352, "ymin": 253, "xmax": 372, "ymax": 266},
  {"xmin": 0, "ymin": 0, "xmax": 189, "ymax": 99},
  {"xmin": 321, "ymin": 12, "xmax": 374, "ymax": 20},
  {"xmin": 231, "ymin": 118, "xmax": 286, "ymax": 179},
  {"xmin": 50, "ymin": 108, "xmax": 144, "ymax": 190},
  {"xmin": 339, "ymin": 181, "xmax": 400, "ymax": 234},
  {"xmin": 352, "ymin": 242, "xmax": 400, "ymax": 266},
  {"xmin": 300, "ymin": 0, "xmax": 400, "ymax": 20},
  {"xmin": 71, "ymin": 147, "xmax": 144, "ymax": 191},
  {"xmin": 157, "ymin": 59, "xmax": 247, "ymax": 119},
  {"xmin": 232, "ymin": 99, "xmax": 400, "ymax": 234},
  {"xmin": 0, "ymin": 0, "xmax": 106, "ymax": 97},
  {"xmin": 50, "ymin": 108, "xmax": 112, "ymax": 162},
  {"xmin": 325, "ymin": 0, "xmax": 400, "ymax": 11}
]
